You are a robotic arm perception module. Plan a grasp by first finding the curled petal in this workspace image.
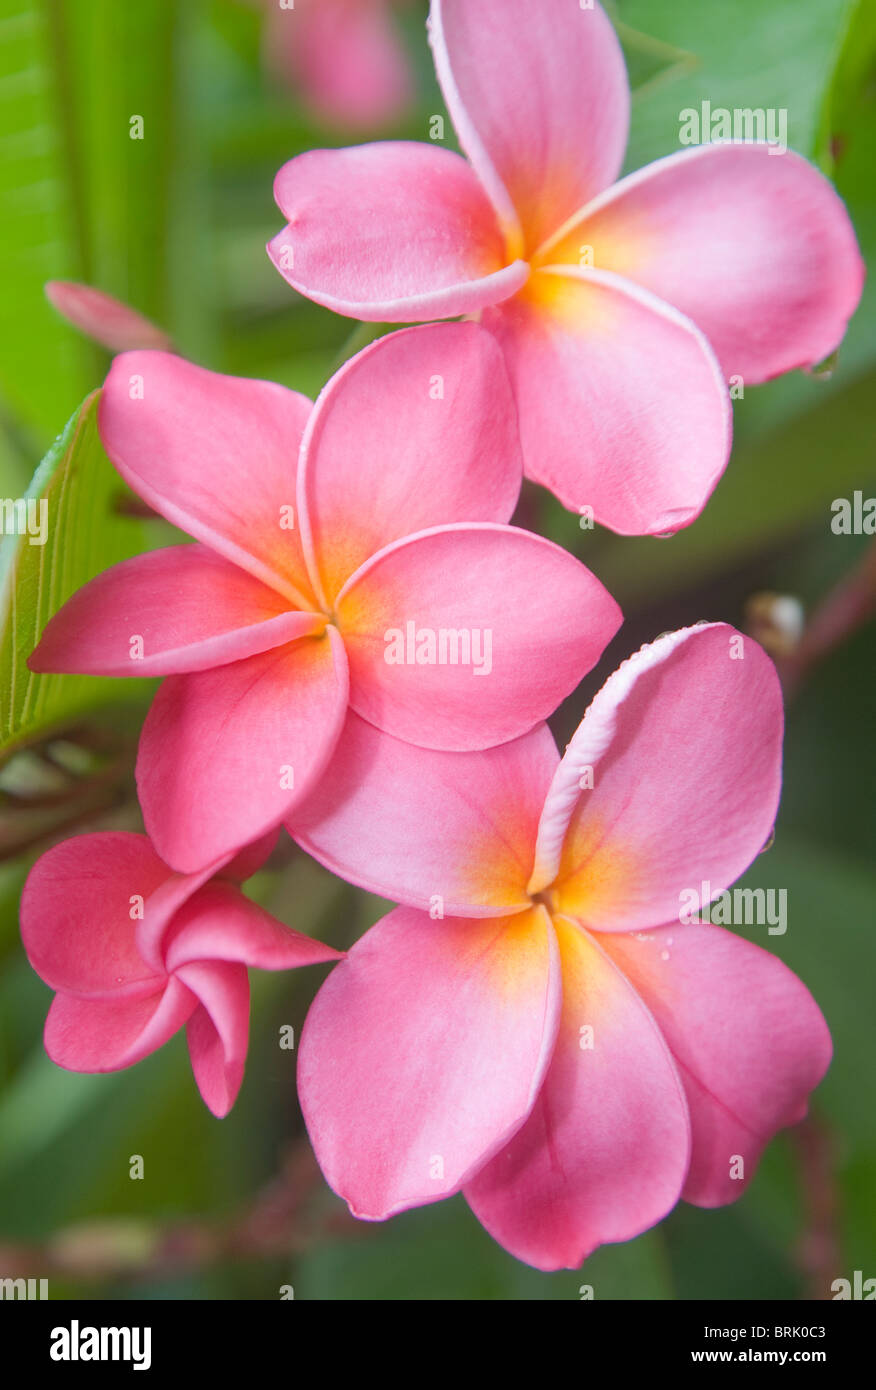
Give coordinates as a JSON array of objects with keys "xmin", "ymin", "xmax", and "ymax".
[
  {"xmin": 44, "ymin": 977, "xmax": 196, "ymax": 1072},
  {"xmin": 535, "ymin": 625, "xmax": 783, "ymax": 934},
  {"xmin": 21, "ymin": 833, "xmax": 168, "ymax": 999}
]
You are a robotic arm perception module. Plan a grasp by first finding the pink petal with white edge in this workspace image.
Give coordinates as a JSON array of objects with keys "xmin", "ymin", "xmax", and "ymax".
[
  {"xmin": 45, "ymin": 281, "xmax": 171, "ymax": 353},
  {"xmin": 44, "ymin": 977, "xmax": 196, "ymax": 1072},
  {"xmin": 290, "ymin": 713, "xmax": 558, "ymax": 916},
  {"xmin": 178, "ymin": 959, "xmax": 250, "ymax": 1117},
  {"xmin": 299, "ymin": 905, "xmax": 562, "ymax": 1218},
  {"xmin": 99, "ymin": 353, "xmax": 315, "ymax": 606},
  {"xmin": 137, "ymin": 627, "xmax": 349, "ymax": 874},
  {"xmin": 484, "ymin": 268, "xmax": 732, "ymax": 535},
  {"xmin": 545, "ymin": 145, "xmax": 865, "ymax": 381},
  {"xmin": 269, "ymin": 0, "xmax": 412, "ymax": 130},
  {"xmin": 164, "ymin": 881, "xmax": 341, "ymax": 972},
  {"xmin": 465, "ymin": 915, "xmax": 690, "ymax": 1270},
  {"xmin": 336, "ymin": 522, "xmax": 621, "ymax": 750},
  {"xmin": 298, "ymin": 324, "xmax": 523, "ymax": 605},
  {"xmin": 29, "ymin": 545, "xmax": 325, "ymax": 677},
  {"xmin": 538, "ymin": 625, "xmax": 783, "ymax": 933},
  {"xmin": 601, "ymin": 925, "xmax": 832, "ymax": 1206},
  {"xmin": 429, "ymin": 0, "xmax": 629, "ymax": 254},
  {"xmin": 268, "ymin": 142, "xmax": 528, "ymax": 321},
  {"xmin": 21, "ymin": 833, "xmax": 168, "ymax": 999}
]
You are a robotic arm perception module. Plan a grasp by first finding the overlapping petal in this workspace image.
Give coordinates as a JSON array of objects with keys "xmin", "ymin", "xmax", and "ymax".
[
  {"xmin": 99, "ymin": 352, "xmax": 315, "ymax": 605},
  {"xmin": 298, "ymin": 905, "xmax": 561, "ymax": 1218},
  {"xmin": 178, "ymin": 959, "xmax": 250, "ymax": 1118},
  {"xmin": 336, "ymin": 522, "xmax": 622, "ymax": 749},
  {"xmin": 465, "ymin": 915, "xmax": 690, "ymax": 1270},
  {"xmin": 429, "ymin": 0, "xmax": 629, "ymax": 253},
  {"xmin": 268, "ymin": 142, "xmax": 528, "ymax": 320},
  {"xmin": 602, "ymin": 925, "xmax": 832, "ymax": 1206},
  {"xmin": 21, "ymin": 833, "xmax": 169, "ymax": 999},
  {"xmin": 290, "ymin": 713, "xmax": 558, "ymax": 915},
  {"xmin": 298, "ymin": 323, "xmax": 523, "ymax": 604},
  {"xmin": 164, "ymin": 881, "xmax": 341, "ymax": 972},
  {"xmin": 44, "ymin": 978, "xmax": 196, "ymax": 1073},
  {"xmin": 543, "ymin": 145, "xmax": 866, "ymax": 381},
  {"xmin": 534, "ymin": 625, "xmax": 783, "ymax": 931},
  {"xmin": 29, "ymin": 545, "xmax": 324, "ymax": 677},
  {"xmin": 484, "ymin": 269, "xmax": 732, "ymax": 534},
  {"xmin": 137, "ymin": 627, "xmax": 349, "ymax": 872}
]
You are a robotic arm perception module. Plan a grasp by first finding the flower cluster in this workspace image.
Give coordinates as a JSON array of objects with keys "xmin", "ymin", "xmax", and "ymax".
[{"xmin": 20, "ymin": 0, "xmax": 862, "ymax": 1269}]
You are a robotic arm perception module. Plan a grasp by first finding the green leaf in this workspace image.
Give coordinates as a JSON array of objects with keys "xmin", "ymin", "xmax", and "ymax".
[
  {"xmin": 617, "ymin": 0, "xmax": 853, "ymax": 170},
  {"xmin": 0, "ymin": 390, "xmax": 155, "ymax": 756}
]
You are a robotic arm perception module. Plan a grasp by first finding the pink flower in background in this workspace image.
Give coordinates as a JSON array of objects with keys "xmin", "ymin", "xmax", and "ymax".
[
  {"xmin": 20, "ymin": 830, "xmax": 340, "ymax": 1116},
  {"xmin": 288, "ymin": 624, "xmax": 831, "ymax": 1269},
  {"xmin": 268, "ymin": 0, "xmax": 864, "ymax": 535},
  {"xmin": 265, "ymin": 0, "xmax": 413, "ymax": 130},
  {"xmin": 28, "ymin": 322, "xmax": 621, "ymax": 873},
  {"xmin": 45, "ymin": 282, "xmax": 172, "ymax": 354}
]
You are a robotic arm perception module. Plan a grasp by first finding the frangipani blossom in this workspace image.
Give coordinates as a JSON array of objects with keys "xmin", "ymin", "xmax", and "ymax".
[
  {"xmin": 28, "ymin": 323, "xmax": 621, "ymax": 873},
  {"xmin": 20, "ymin": 830, "xmax": 340, "ymax": 1117},
  {"xmin": 265, "ymin": 0, "xmax": 413, "ymax": 130},
  {"xmin": 268, "ymin": 0, "xmax": 864, "ymax": 536},
  {"xmin": 288, "ymin": 624, "xmax": 831, "ymax": 1270}
]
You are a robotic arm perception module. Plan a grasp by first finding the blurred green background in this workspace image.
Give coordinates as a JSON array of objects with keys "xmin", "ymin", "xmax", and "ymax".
[{"xmin": 0, "ymin": 0, "xmax": 874, "ymax": 1299}]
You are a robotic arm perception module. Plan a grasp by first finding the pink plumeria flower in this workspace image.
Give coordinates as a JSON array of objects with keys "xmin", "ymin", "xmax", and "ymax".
[
  {"xmin": 268, "ymin": 0, "xmax": 864, "ymax": 536},
  {"xmin": 287, "ymin": 624, "xmax": 831, "ymax": 1269},
  {"xmin": 45, "ymin": 281, "xmax": 172, "ymax": 354},
  {"xmin": 29, "ymin": 323, "xmax": 621, "ymax": 873},
  {"xmin": 20, "ymin": 829, "xmax": 340, "ymax": 1117},
  {"xmin": 264, "ymin": 0, "xmax": 413, "ymax": 130}
]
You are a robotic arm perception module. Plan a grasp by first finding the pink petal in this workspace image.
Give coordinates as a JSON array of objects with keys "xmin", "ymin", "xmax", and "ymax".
[
  {"xmin": 298, "ymin": 905, "xmax": 562, "ymax": 1218},
  {"xmin": 163, "ymin": 880, "xmax": 341, "ymax": 972},
  {"xmin": 601, "ymin": 925, "xmax": 832, "ymax": 1206},
  {"xmin": 268, "ymin": 0, "xmax": 413, "ymax": 130},
  {"xmin": 21, "ymin": 833, "xmax": 167, "ymax": 999},
  {"xmin": 99, "ymin": 353, "xmax": 315, "ymax": 606},
  {"xmin": 268, "ymin": 142, "xmax": 529, "ymax": 321},
  {"xmin": 29, "ymin": 545, "xmax": 325, "ymax": 677},
  {"xmin": 546, "ymin": 145, "xmax": 865, "ymax": 381},
  {"xmin": 336, "ymin": 522, "xmax": 621, "ymax": 749},
  {"xmin": 290, "ymin": 713, "xmax": 558, "ymax": 916},
  {"xmin": 465, "ymin": 915, "xmax": 690, "ymax": 1270},
  {"xmin": 137, "ymin": 628, "xmax": 349, "ymax": 873},
  {"xmin": 136, "ymin": 860, "xmax": 222, "ymax": 977},
  {"xmin": 45, "ymin": 281, "xmax": 172, "ymax": 353},
  {"xmin": 537, "ymin": 625, "xmax": 783, "ymax": 933},
  {"xmin": 44, "ymin": 977, "xmax": 196, "ymax": 1072},
  {"xmin": 299, "ymin": 323, "xmax": 523, "ymax": 605},
  {"xmin": 177, "ymin": 960, "xmax": 250, "ymax": 1117},
  {"xmin": 484, "ymin": 269, "xmax": 732, "ymax": 535},
  {"xmin": 429, "ymin": 0, "xmax": 630, "ymax": 253}
]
